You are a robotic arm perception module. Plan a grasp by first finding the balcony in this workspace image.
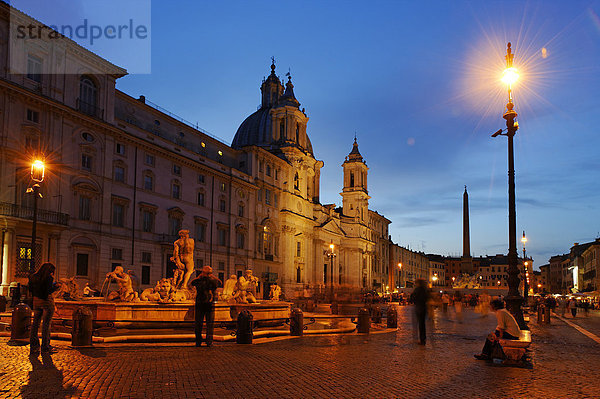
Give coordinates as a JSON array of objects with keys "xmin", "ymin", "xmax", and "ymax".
[
  {"xmin": 77, "ymin": 98, "xmax": 104, "ymax": 119},
  {"xmin": 0, "ymin": 202, "xmax": 69, "ymax": 226}
]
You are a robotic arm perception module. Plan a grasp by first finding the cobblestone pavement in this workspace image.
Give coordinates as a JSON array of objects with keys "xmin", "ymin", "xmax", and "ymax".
[{"xmin": 1, "ymin": 306, "xmax": 599, "ymax": 399}]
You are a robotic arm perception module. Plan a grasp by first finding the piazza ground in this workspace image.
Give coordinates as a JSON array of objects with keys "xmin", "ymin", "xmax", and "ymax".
[{"xmin": 1, "ymin": 306, "xmax": 600, "ymax": 399}]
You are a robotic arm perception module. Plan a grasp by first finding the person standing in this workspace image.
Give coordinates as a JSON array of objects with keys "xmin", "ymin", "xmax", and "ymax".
[
  {"xmin": 191, "ymin": 266, "xmax": 221, "ymax": 347},
  {"xmin": 568, "ymin": 298, "xmax": 577, "ymax": 318},
  {"xmin": 412, "ymin": 279, "xmax": 430, "ymax": 345},
  {"xmin": 29, "ymin": 262, "xmax": 61, "ymax": 355}
]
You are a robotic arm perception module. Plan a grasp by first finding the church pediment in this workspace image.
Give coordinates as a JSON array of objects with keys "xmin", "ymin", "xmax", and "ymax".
[{"xmin": 318, "ymin": 219, "xmax": 346, "ymax": 236}]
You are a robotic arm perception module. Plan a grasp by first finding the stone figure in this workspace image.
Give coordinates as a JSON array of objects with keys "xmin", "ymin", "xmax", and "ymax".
[
  {"xmin": 54, "ymin": 276, "xmax": 81, "ymax": 301},
  {"xmin": 171, "ymin": 229, "xmax": 195, "ymax": 289},
  {"xmin": 269, "ymin": 282, "xmax": 281, "ymax": 301},
  {"xmin": 236, "ymin": 269, "xmax": 259, "ymax": 303},
  {"xmin": 106, "ymin": 266, "xmax": 138, "ymax": 302},
  {"xmin": 140, "ymin": 277, "xmax": 192, "ymax": 302},
  {"xmin": 221, "ymin": 275, "xmax": 238, "ymax": 301}
]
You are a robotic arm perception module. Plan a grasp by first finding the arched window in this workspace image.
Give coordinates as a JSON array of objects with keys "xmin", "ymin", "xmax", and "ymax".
[
  {"xmin": 295, "ymin": 123, "xmax": 300, "ymax": 143},
  {"xmin": 79, "ymin": 76, "xmax": 97, "ymax": 116},
  {"xmin": 263, "ymin": 226, "xmax": 273, "ymax": 258},
  {"xmin": 294, "ymin": 172, "xmax": 299, "ymax": 190},
  {"xmin": 350, "ymin": 172, "xmax": 354, "ymax": 187},
  {"xmin": 280, "ymin": 121, "xmax": 285, "ymax": 139}
]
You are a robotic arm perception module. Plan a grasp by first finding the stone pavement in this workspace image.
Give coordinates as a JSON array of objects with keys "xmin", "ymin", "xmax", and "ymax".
[{"xmin": 1, "ymin": 306, "xmax": 599, "ymax": 399}]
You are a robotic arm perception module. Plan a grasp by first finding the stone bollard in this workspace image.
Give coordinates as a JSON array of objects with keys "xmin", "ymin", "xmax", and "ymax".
[
  {"xmin": 7, "ymin": 302, "xmax": 32, "ymax": 346},
  {"xmin": 386, "ymin": 305, "xmax": 398, "ymax": 329},
  {"xmin": 330, "ymin": 301, "xmax": 338, "ymax": 315},
  {"xmin": 371, "ymin": 305, "xmax": 382, "ymax": 324},
  {"xmin": 290, "ymin": 308, "xmax": 304, "ymax": 336},
  {"xmin": 357, "ymin": 308, "xmax": 370, "ymax": 334},
  {"xmin": 537, "ymin": 304, "xmax": 545, "ymax": 324},
  {"xmin": 236, "ymin": 309, "xmax": 253, "ymax": 344},
  {"xmin": 544, "ymin": 306, "xmax": 551, "ymax": 324},
  {"xmin": 72, "ymin": 306, "xmax": 93, "ymax": 347}
]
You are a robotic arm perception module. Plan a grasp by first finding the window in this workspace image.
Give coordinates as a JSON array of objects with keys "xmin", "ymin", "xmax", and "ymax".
[
  {"xmin": 294, "ymin": 173, "xmax": 299, "ymax": 190},
  {"xmin": 259, "ymin": 161, "xmax": 263, "ymax": 173},
  {"xmin": 218, "ymin": 261, "xmax": 225, "ymax": 271},
  {"xmin": 350, "ymin": 173, "xmax": 355, "ymax": 187},
  {"xmin": 296, "ymin": 267, "xmax": 301, "ymax": 283},
  {"xmin": 143, "ymin": 174, "xmax": 153, "ymax": 191},
  {"xmin": 197, "ymin": 192, "xmax": 205, "ymax": 206},
  {"xmin": 79, "ymin": 76, "xmax": 97, "ymax": 115},
  {"xmin": 141, "ymin": 266, "xmax": 150, "ymax": 285},
  {"xmin": 142, "ymin": 252, "xmax": 152, "ymax": 264},
  {"xmin": 218, "ymin": 228, "xmax": 227, "ymax": 246},
  {"xmin": 274, "ymin": 194, "xmax": 278, "ymax": 207},
  {"xmin": 172, "ymin": 164, "xmax": 181, "ymax": 176},
  {"xmin": 172, "ymin": 182, "xmax": 181, "ymax": 199},
  {"xmin": 82, "ymin": 132, "xmax": 94, "ymax": 142},
  {"xmin": 76, "ymin": 253, "xmax": 89, "ymax": 276},
  {"xmin": 168, "ymin": 216, "xmax": 182, "ymax": 236},
  {"xmin": 296, "ymin": 241, "xmax": 301, "ymax": 257},
  {"xmin": 296, "ymin": 124, "xmax": 300, "ymax": 143},
  {"xmin": 237, "ymin": 231, "xmax": 245, "ymax": 249},
  {"xmin": 26, "ymin": 109, "xmax": 39, "ymax": 123},
  {"xmin": 27, "ymin": 55, "xmax": 42, "ymax": 82},
  {"xmin": 79, "ymin": 196, "xmax": 91, "ymax": 220},
  {"xmin": 145, "ymin": 153, "xmax": 155, "ymax": 166},
  {"xmin": 275, "ymin": 169, "xmax": 278, "ymax": 180},
  {"xmin": 142, "ymin": 210, "xmax": 154, "ymax": 232},
  {"xmin": 115, "ymin": 143, "xmax": 125, "ymax": 155},
  {"xmin": 266, "ymin": 164, "xmax": 271, "ymax": 176},
  {"xmin": 265, "ymin": 189, "xmax": 272, "ymax": 205},
  {"xmin": 114, "ymin": 165, "xmax": 125, "ymax": 183},
  {"xmin": 81, "ymin": 154, "xmax": 92, "ymax": 171},
  {"xmin": 219, "ymin": 199, "xmax": 226, "ymax": 212},
  {"xmin": 220, "ymin": 182, "xmax": 226, "ymax": 192},
  {"xmin": 257, "ymin": 189, "xmax": 262, "ymax": 202},
  {"xmin": 112, "ymin": 248, "xmax": 123, "ymax": 260},
  {"xmin": 198, "ymin": 174, "xmax": 205, "ymax": 184},
  {"xmin": 195, "ymin": 223, "xmax": 206, "ymax": 242},
  {"xmin": 238, "ymin": 203, "xmax": 244, "ymax": 217},
  {"xmin": 280, "ymin": 121, "xmax": 285, "ymax": 138},
  {"xmin": 112, "ymin": 203, "xmax": 124, "ymax": 227}
]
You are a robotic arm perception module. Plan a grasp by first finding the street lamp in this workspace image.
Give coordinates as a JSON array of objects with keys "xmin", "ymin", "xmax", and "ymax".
[
  {"xmin": 397, "ymin": 262, "xmax": 402, "ymax": 287},
  {"xmin": 491, "ymin": 42, "xmax": 526, "ymax": 329},
  {"xmin": 521, "ymin": 231, "xmax": 529, "ymax": 304},
  {"xmin": 27, "ymin": 160, "xmax": 45, "ymax": 274},
  {"xmin": 327, "ymin": 242, "xmax": 336, "ymax": 302}
]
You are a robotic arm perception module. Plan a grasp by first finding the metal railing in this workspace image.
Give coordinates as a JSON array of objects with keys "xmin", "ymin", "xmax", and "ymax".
[
  {"xmin": 0, "ymin": 202, "xmax": 69, "ymax": 225},
  {"xmin": 77, "ymin": 98, "xmax": 104, "ymax": 119}
]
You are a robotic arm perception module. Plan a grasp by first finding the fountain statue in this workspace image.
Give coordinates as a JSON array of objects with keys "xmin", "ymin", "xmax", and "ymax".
[
  {"xmin": 231, "ymin": 270, "xmax": 259, "ymax": 303},
  {"xmin": 221, "ymin": 275, "xmax": 238, "ymax": 302},
  {"xmin": 171, "ymin": 229, "xmax": 195, "ymax": 289},
  {"xmin": 269, "ymin": 282, "xmax": 281, "ymax": 301},
  {"xmin": 54, "ymin": 276, "xmax": 81, "ymax": 301},
  {"xmin": 103, "ymin": 266, "xmax": 139, "ymax": 302}
]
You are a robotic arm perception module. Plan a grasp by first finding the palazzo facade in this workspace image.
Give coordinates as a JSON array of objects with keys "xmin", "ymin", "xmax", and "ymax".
[{"xmin": 0, "ymin": 4, "xmax": 391, "ymax": 297}]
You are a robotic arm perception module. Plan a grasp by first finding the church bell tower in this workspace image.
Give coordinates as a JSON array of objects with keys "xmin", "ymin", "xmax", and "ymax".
[{"xmin": 341, "ymin": 137, "xmax": 370, "ymax": 222}]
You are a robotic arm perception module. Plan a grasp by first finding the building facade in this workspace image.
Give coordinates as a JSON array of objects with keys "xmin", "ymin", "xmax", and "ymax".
[{"xmin": 0, "ymin": 4, "xmax": 392, "ymax": 297}]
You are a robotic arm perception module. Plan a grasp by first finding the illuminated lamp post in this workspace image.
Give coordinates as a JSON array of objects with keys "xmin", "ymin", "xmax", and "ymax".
[
  {"xmin": 521, "ymin": 231, "xmax": 529, "ymax": 304},
  {"xmin": 397, "ymin": 262, "xmax": 402, "ymax": 288},
  {"xmin": 28, "ymin": 160, "xmax": 45, "ymax": 274},
  {"xmin": 327, "ymin": 242, "xmax": 336, "ymax": 302},
  {"xmin": 491, "ymin": 43, "xmax": 526, "ymax": 329}
]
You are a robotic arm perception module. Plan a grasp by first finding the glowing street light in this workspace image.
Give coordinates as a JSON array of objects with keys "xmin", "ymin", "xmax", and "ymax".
[
  {"xmin": 491, "ymin": 42, "xmax": 526, "ymax": 328},
  {"xmin": 28, "ymin": 159, "xmax": 45, "ymax": 274},
  {"xmin": 327, "ymin": 242, "xmax": 336, "ymax": 301}
]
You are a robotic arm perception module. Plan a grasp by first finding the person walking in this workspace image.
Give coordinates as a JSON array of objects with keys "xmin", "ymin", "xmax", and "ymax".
[
  {"xmin": 191, "ymin": 266, "xmax": 221, "ymax": 347},
  {"xmin": 29, "ymin": 262, "xmax": 61, "ymax": 356},
  {"xmin": 412, "ymin": 279, "xmax": 430, "ymax": 345},
  {"xmin": 568, "ymin": 298, "xmax": 577, "ymax": 318}
]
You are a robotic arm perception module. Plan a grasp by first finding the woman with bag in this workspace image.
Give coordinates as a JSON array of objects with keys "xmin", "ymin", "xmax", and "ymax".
[
  {"xmin": 474, "ymin": 299, "xmax": 521, "ymax": 360},
  {"xmin": 29, "ymin": 262, "xmax": 61, "ymax": 356}
]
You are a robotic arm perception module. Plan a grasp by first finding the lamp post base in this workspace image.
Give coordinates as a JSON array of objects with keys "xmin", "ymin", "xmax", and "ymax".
[{"xmin": 505, "ymin": 294, "xmax": 528, "ymax": 330}]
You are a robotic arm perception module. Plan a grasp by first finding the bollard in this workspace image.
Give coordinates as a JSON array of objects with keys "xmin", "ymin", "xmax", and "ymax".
[
  {"xmin": 386, "ymin": 305, "xmax": 398, "ymax": 329},
  {"xmin": 537, "ymin": 304, "xmax": 545, "ymax": 324},
  {"xmin": 544, "ymin": 305, "xmax": 551, "ymax": 324},
  {"xmin": 371, "ymin": 305, "xmax": 382, "ymax": 324},
  {"xmin": 236, "ymin": 309, "xmax": 253, "ymax": 344},
  {"xmin": 357, "ymin": 308, "xmax": 370, "ymax": 334},
  {"xmin": 290, "ymin": 308, "xmax": 304, "ymax": 336},
  {"xmin": 7, "ymin": 302, "xmax": 32, "ymax": 346},
  {"xmin": 72, "ymin": 306, "xmax": 93, "ymax": 347},
  {"xmin": 0, "ymin": 295, "xmax": 7, "ymax": 312},
  {"xmin": 330, "ymin": 301, "xmax": 338, "ymax": 315}
]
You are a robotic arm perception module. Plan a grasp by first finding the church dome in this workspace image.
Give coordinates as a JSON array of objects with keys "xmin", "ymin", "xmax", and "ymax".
[{"xmin": 231, "ymin": 60, "xmax": 314, "ymax": 156}]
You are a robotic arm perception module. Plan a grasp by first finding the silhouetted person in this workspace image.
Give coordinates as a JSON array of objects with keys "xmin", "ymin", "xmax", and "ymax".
[
  {"xmin": 191, "ymin": 266, "xmax": 221, "ymax": 347},
  {"xmin": 29, "ymin": 262, "xmax": 61, "ymax": 355},
  {"xmin": 412, "ymin": 279, "xmax": 430, "ymax": 345}
]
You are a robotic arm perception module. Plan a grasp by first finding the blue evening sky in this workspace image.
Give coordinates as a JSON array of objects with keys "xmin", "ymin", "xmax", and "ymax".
[{"xmin": 18, "ymin": 0, "xmax": 600, "ymax": 269}]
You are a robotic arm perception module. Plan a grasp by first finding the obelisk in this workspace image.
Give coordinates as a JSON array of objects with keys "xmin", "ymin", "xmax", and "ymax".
[{"xmin": 461, "ymin": 186, "xmax": 473, "ymax": 273}]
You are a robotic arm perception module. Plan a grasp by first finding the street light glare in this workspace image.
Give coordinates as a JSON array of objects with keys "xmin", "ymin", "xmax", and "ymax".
[{"xmin": 501, "ymin": 67, "xmax": 519, "ymax": 85}]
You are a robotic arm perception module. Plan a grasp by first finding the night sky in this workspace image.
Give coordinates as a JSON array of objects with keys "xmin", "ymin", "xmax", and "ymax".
[{"xmin": 16, "ymin": 0, "xmax": 600, "ymax": 269}]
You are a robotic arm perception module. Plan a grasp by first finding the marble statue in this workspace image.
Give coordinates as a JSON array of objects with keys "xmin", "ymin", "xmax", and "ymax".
[
  {"xmin": 140, "ymin": 277, "xmax": 193, "ymax": 303},
  {"xmin": 171, "ymin": 229, "xmax": 195, "ymax": 289},
  {"xmin": 269, "ymin": 282, "xmax": 281, "ymax": 301},
  {"xmin": 54, "ymin": 276, "xmax": 81, "ymax": 300},
  {"xmin": 232, "ymin": 269, "xmax": 259, "ymax": 303},
  {"xmin": 221, "ymin": 275, "xmax": 238, "ymax": 301},
  {"xmin": 105, "ymin": 266, "xmax": 139, "ymax": 302}
]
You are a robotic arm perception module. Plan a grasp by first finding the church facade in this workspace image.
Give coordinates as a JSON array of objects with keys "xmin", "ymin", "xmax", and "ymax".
[{"xmin": 0, "ymin": 4, "xmax": 391, "ymax": 297}]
